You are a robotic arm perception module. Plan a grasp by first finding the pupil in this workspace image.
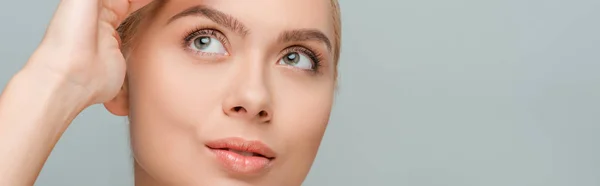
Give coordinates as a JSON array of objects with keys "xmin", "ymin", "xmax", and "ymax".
[
  {"xmin": 195, "ymin": 37, "xmax": 211, "ymax": 49},
  {"xmin": 286, "ymin": 53, "xmax": 299, "ymax": 64}
]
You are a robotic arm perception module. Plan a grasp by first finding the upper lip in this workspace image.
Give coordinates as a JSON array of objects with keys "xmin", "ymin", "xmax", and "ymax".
[{"xmin": 205, "ymin": 137, "xmax": 276, "ymax": 159}]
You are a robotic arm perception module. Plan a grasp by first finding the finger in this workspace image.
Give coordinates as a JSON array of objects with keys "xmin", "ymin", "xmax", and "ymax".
[
  {"xmin": 102, "ymin": 0, "xmax": 154, "ymax": 29},
  {"xmin": 128, "ymin": 0, "xmax": 155, "ymax": 14},
  {"xmin": 99, "ymin": 0, "xmax": 147, "ymax": 28}
]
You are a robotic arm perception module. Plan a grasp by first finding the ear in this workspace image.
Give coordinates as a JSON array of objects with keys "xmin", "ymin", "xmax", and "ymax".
[{"xmin": 104, "ymin": 78, "xmax": 130, "ymax": 116}]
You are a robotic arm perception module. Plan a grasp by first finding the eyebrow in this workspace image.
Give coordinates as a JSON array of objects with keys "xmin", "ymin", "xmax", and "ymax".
[
  {"xmin": 279, "ymin": 29, "xmax": 332, "ymax": 52},
  {"xmin": 167, "ymin": 5, "xmax": 331, "ymax": 52},
  {"xmin": 167, "ymin": 5, "xmax": 249, "ymax": 36}
]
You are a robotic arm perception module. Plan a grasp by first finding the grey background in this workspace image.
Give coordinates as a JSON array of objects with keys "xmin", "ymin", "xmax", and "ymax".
[{"xmin": 1, "ymin": 0, "xmax": 599, "ymax": 185}]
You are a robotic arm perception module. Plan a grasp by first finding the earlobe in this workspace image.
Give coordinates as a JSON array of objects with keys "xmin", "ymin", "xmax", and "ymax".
[{"xmin": 104, "ymin": 82, "xmax": 130, "ymax": 116}]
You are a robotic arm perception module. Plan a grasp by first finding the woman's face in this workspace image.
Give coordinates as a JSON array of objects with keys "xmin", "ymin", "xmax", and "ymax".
[{"xmin": 105, "ymin": 0, "xmax": 337, "ymax": 185}]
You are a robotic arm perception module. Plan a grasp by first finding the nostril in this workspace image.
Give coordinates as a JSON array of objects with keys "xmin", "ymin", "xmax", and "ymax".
[
  {"xmin": 258, "ymin": 111, "xmax": 268, "ymax": 117},
  {"xmin": 232, "ymin": 106, "xmax": 246, "ymax": 113}
]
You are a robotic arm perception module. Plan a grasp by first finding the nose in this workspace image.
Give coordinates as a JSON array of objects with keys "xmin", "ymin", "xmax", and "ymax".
[{"xmin": 222, "ymin": 69, "xmax": 273, "ymax": 123}]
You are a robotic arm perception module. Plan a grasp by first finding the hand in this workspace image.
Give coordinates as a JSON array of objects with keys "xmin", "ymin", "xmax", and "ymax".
[{"xmin": 24, "ymin": 0, "xmax": 153, "ymax": 106}]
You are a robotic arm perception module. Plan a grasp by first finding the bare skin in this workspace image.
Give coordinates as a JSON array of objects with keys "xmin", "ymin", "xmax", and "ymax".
[
  {"xmin": 0, "ymin": 0, "xmax": 339, "ymax": 185},
  {"xmin": 0, "ymin": 0, "xmax": 152, "ymax": 185}
]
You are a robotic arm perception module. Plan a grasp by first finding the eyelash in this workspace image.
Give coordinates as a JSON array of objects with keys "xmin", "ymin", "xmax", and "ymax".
[
  {"xmin": 181, "ymin": 27, "xmax": 324, "ymax": 74},
  {"xmin": 281, "ymin": 46, "xmax": 324, "ymax": 73},
  {"xmin": 182, "ymin": 27, "xmax": 229, "ymax": 56}
]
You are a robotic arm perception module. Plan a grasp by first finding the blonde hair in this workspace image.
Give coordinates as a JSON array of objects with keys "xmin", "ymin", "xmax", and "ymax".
[{"xmin": 118, "ymin": 1, "xmax": 342, "ymax": 65}]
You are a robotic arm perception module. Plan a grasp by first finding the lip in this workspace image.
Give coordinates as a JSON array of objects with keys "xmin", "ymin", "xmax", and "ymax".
[{"xmin": 205, "ymin": 137, "xmax": 276, "ymax": 174}]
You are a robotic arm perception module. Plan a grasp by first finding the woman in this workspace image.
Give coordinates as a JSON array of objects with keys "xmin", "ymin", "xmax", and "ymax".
[{"xmin": 0, "ymin": 0, "xmax": 342, "ymax": 185}]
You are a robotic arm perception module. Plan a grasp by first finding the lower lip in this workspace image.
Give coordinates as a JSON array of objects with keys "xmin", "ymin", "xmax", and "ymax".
[{"xmin": 209, "ymin": 148, "xmax": 272, "ymax": 174}]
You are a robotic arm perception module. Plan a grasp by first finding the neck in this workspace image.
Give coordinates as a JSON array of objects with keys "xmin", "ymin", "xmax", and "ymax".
[{"xmin": 134, "ymin": 161, "xmax": 161, "ymax": 186}]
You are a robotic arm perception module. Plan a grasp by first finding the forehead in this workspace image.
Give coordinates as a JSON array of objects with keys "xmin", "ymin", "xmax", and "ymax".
[{"xmin": 158, "ymin": 0, "xmax": 334, "ymax": 39}]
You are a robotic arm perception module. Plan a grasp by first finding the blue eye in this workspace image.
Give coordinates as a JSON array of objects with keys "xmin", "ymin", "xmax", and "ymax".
[
  {"xmin": 189, "ymin": 36, "xmax": 227, "ymax": 55},
  {"xmin": 278, "ymin": 52, "xmax": 313, "ymax": 70}
]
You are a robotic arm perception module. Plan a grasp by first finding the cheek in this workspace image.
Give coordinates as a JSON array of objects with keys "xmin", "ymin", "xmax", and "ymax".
[
  {"xmin": 124, "ymin": 44, "xmax": 230, "ymax": 183},
  {"xmin": 269, "ymin": 78, "xmax": 334, "ymax": 183},
  {"xmin": 273, "ymin": 76, "xmax": 335, "ymax": 157},
  {"xmin": 128, "ymin": 46, "xmax": 227, "ymax": 133}
]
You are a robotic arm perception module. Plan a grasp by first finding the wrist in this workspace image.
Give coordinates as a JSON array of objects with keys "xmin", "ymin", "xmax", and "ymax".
[
  {"xmin": 0, "ymin": 66, "xmax": 92, "ymax": 185},
  {"xmin": 10, "ymin": 66, "xmax": 93, "ymax": 118}
]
